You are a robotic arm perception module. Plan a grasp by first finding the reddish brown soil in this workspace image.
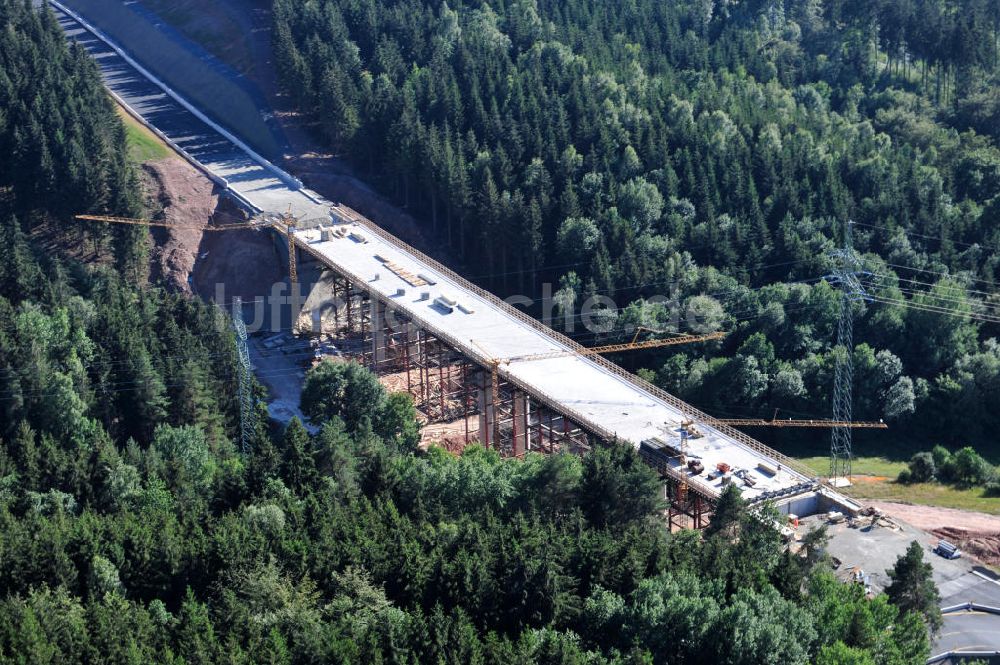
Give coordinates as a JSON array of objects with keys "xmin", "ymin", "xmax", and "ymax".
[
  {"xmin": 28, "ymin": 156, "xmax": 219, "ymax": 285},
  {"xmin": 143, "ymin": 157, "xmax": 218, "ymax": 292},
  {"xmin": 191, "ymin": 221, "xmax": 284, "ymax": 306},
  {"xmin": 137, "ymin": 155, "xmax": 284, "ymax": 300},
  {"xmin": 932, "ymin": 526, "xmax": 1000, "ymax": 567},
  {"xmin": 851, "ymin": 475, "xmax": 892, "ymax": 484},
  {"xmin": 868, "ymin": 501, "xmax": 1000, "ymax": 566},
  {"xmin": 419, "ymin": 417, "xmax": 478, "ymax": 455}
]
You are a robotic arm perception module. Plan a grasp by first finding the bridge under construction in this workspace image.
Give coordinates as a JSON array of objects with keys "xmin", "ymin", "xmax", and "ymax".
[{"xmin": 52, "ymin": 0, "xmax": 860, "ymax": 526}]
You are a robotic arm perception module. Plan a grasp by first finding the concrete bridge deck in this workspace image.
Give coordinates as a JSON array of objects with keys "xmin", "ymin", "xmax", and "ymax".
[{"xmin": 52, "ymin": 0, "xmax": 831, "ymax": 508}]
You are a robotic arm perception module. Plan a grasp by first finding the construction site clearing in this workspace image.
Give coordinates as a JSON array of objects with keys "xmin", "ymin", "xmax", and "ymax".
[
  {"xmin": 290, "ymin": 211, "xmax": 853, "ymax": 516},
  {"xmin": 53, "ymin": 0, "xmax": 857, "ymax": 522},
  {"xmin": 52, "ymin": 4, "xmax": 1000, "ymax": 658},
  {"xmin": 799, "ymin": 508, "xmax": 1000, "ymax": 650}
]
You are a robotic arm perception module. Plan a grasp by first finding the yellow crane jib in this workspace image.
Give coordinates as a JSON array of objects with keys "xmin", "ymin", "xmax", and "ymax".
[
  {"xmin": 507, "ymin": 331, "xmax": 727, "ymax": 364},
  {"xmin": 75, "ymin": 213, "xmax": 266, "ymax": 231},
  {"xmin": 710, "ymin": 418, "xmax": 888, "ymax": 429},
  {"xmin": 75, "ymin": 212, "xmax": 298, "ymax": 283}
]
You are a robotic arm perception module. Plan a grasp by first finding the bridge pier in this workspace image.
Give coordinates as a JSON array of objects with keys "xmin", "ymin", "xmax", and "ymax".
[
  {"xmin": 292, "ymin": 263, "xmax": 597, "ymax": 459},
  {"xmin": 477, "ymin": 370, "xmax": 494, "ymax": 449},
  {"xmin": 513, "ymin": 392, "xmax": 529, "ymax": 457},
  {"xmin": 370, "ymin": 299, "xmax": 387, "ymax": 368}
]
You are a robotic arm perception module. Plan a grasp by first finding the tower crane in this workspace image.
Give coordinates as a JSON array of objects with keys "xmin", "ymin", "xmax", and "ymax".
[
  {"xmin": 506, "ymin": 329, "xmax": 727, "ymax": 363},
  {"xmin": 676, "ymin": 407, "xmax": 886, "ymax": 443},
  {"xmin": 704, "ymin": 418, "xmax": 887, "ymax": 429},
  {"xmin": 75, "ymin": 210, "xmax": 300, "ymax": 285},
  {"xmin": 79, "ymin": 210, "xmax": 306, "ymax": 453},
  {"xmin": 471, "ymin": 330, "xmax": 726, "ymax": 448}
]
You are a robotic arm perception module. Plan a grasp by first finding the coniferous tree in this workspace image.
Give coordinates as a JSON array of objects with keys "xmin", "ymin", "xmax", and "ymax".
[{"xmin": 885, "ymin": 541, "xmax": 943, "ymax": 631}]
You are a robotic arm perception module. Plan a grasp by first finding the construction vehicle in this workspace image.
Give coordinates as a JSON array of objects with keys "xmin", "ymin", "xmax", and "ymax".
[
  {"xmin": 76, "ymin": 208, "xmax": 300, "ymax": 284},
  {"xmin": 934, "ymin": 540, "xmax": 962, "ymax": 560}
]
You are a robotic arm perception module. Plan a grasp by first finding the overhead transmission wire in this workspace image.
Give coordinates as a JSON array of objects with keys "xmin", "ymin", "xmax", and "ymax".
[
  {"xmin": 0, "ymin": 289, "xmax": 834, "ymax": 402},
  {"xmin": 851, "ymin": 218, "xmax": 1000, "ymax": 288},
  {"xmin": 866, "ymin": 276, "xmax": 1000, "ymax": 309},
  {"xmin": 30, "ymin": 221, "xmax": 994, "ymax": 402},
  {"xmin": 13, "ymin": 287, "xmax": 980, "ymax": 404},
  {"xmin": 532, "ymin": 275, "xmax": 830, "ymax": 328},
  {"xmin": 871, "ymin": 273, "xmax": 1000, "ymax": 300},
  {"xmin": 563, "ymin": 301, "xmax": 827, "ymax": 346},
  {"xmin": 0, "ymin": 266, "xmax": 869, "ymax": 387},
  {"xmin": 458, "ymin": 237, "xmax": 819, "ymax": 284},
  {"xmin": 877, "ymin": 284, "xmax": 1000, "ymax": 313},
  {"xmin": 0, "ymin": 357, "xmax": 324, "ymax": 404},
  {"xmin": 209, "ymin": 273, "xmax": 830, "ymax": 337},
  {"xmin": 883, "ymin": 262, "xmax": 1000, "ymax": 290},
  {"xmin": 695, "ymin": 403, "xmax": 853, "ymax": 423},
  {"xmin": 863, "ymin": 274, "xmax": 1000, "ymax": 321},
  {"xmin": 852, "ymin": 221, "xmax": 1000, "ymax": 297},
  {"xmin": 6, "ymin": 275, "xmax": 826, "ymax": 380},
  {"xmin": 854, "ymin": 220, "xmax": 1000, "ymax": 254},
  {"xmin": 589, "ymin": 256, "xmax": 821, "ymax": 299},
  {"xmin": 867, "ymin": 295, "xmax": 1000, "ymax": 325},
  {"xmin": 0, "ymin": 343, "xmax": 241, "ymax": 379}
]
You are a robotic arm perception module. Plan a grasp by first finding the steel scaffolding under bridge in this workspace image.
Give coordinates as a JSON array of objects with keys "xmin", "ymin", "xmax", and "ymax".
[
  {"xmin": 288, "ymin": 205, "xmax": 826, "ymax": 509},
  {"xmin": 53, "ymin": 0, "xmax": 860, "ymax": 524}
]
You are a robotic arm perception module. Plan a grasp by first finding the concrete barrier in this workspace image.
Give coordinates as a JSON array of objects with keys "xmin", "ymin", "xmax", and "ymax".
[
  {"xmin": 49, "ymin": 0, "xmax": 301, "ymax": 192},
  {"xmin": 50, "ymin": 0, "xmax": 265, "ymax": 216},
  {"xmin": 300, "ymin": 188, "xmax": 329, "ymax": 206},
  {"xmin": 941, "ymin": 602, "xmax": 1000, "ymax": 615},
  {"xmin": 927, "ymin": 650, "xmax": 1000, "ymax": 664}
]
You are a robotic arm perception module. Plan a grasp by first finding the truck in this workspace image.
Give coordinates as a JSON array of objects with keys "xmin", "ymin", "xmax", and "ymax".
[{"xmin": 934, "ymin": 540, "xmax": 961, "ymax": 560}]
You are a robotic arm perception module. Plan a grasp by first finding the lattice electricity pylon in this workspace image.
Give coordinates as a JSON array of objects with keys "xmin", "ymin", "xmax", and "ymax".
[
  {"xmin": 232, "ymin": 297, "xmax": 254, "ymax": 455},
  {"xmin": 827, "ymin": 221, "xmax": 869, "ymax": 481}
]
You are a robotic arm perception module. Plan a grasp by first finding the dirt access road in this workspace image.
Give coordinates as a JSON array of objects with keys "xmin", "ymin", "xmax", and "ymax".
[{"xmin": 868, "ymin": 501, "xmax": 1000, "ymax": 567}]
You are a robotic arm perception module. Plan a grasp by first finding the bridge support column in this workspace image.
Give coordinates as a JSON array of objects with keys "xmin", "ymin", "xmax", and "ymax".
[
  {"xmin": 694, "ymin": 495, "xmax": 705, "ymax": 529},
  {"xmin": 513, "ymin": 392, "xmax": 529, "ymax": 458},
  {"xmin": 477, "ymin": 370, "xmax": 494, "ymax": 449},
  {"xmin": 369, "ymin": 298, "xmax": 387, "ymax": 370}
]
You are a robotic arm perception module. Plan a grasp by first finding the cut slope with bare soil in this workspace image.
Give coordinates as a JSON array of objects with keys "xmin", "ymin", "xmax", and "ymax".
[
  {"xmin": 143, "ymin": 158, "xmax": 218, "ymax": 292},
  {"xmin": 867, "ymin": 500, "xmax": 1000, "ymax": 566}
]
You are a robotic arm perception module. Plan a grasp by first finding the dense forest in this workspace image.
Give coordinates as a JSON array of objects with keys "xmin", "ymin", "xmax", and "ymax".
[
  {"xmin": 272, "ymin": 0, "xmax": 1000, "ymax": 453},
  {"xmin": 0, "ymin": 2, "xmax": 945, "ymax": 661},
  {"xmin": 0, "ymin": 0, "xmax": 147, "ymax": 276}
]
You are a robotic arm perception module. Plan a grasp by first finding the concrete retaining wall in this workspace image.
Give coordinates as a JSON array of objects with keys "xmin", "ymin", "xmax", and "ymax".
[{"xmin": 49, "ymin": 0, "xmax": 297, "ymax": 210}]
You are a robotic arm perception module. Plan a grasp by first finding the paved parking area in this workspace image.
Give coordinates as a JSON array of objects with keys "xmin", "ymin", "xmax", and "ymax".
[
  {"xmin": 800, "ymin": 515, "xmax": 1000, "ymax": 662},
  {"xmin": 935, "ymin": 607, "xmax": 1000, "ymax": 662}
]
